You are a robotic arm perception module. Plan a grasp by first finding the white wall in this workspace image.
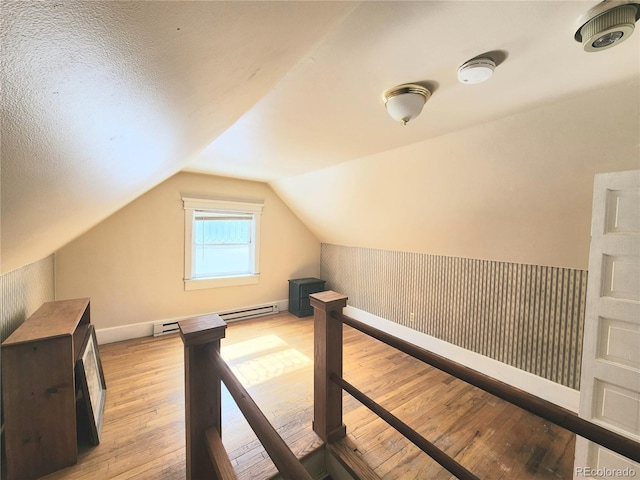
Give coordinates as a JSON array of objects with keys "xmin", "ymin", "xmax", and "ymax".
[
  {"xmin": 272, "ymin": 80, "xmax": 640, "ymax": 270},
  {"xmin": 55, "ymin": 172, "xmax": 320, "ymax": 331}
]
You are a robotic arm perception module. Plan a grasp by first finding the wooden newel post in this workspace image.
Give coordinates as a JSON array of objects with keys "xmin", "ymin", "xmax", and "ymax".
[
  {"xmin": 179, "ymin": 314, "xmax": 228, "ymax": 480},
  {"xmin": 310, "ymin": 291, "xmax": 348, "ymax": 443}
]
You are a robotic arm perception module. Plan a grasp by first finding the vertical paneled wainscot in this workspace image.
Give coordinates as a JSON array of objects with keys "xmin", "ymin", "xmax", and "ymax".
[{"xmin": 321, "ymin": 244, "xmax": 587, "ymax": 389}]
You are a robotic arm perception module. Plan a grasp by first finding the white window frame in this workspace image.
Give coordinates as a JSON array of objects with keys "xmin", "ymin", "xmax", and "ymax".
[{"xmin": 183, "ymin": 197, "xmax": 263, "ymax": 291}]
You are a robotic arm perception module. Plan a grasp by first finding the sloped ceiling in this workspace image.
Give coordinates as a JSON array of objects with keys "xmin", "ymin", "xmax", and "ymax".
[
  {"xmin": 2, "ymin": 1, "xmax": 639, "ymax": 273},
  {"xmin": 0, "ymin": 1, "xmax": 357, "ymax": 273}
]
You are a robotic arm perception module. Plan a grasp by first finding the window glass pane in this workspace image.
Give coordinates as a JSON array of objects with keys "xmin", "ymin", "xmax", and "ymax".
[
  {"xmin": 198, "ymin": 219, "xmax": 251, "ymax": 244},
  {"xmin": 194, "ymin": 245, "xmax": 251, "ymax": 277},
  {"xmin": 193, "ymin": 215, "xmax": 253, "ymax": 278}
]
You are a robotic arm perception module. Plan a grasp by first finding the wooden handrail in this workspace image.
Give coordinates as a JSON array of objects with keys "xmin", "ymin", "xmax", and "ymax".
[
  {"xmin": 209, "ymin": 350, "xmax": 314, "ymax": 480},
  {"xmin": 331, "ymin": 373, "xmax": 480, "ymax": 480},
  {"xmin": 205, "ymin": 427, "xmax": 238, "ymax": 480},
  {"xmin": 179, "ymin": 313, "xmax": 312, "ymax": 480},
  {"xmin": 331, "ymin": 309, "xmax": 640, "ymax": 464}
]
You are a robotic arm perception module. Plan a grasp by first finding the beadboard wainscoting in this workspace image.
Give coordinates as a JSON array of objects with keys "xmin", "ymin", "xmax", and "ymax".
[
  {"xmin": 0, "ymin": 256, "xmax": 55, "ymax": 342},
  {"xmin": 320, "ymin": 244, "xmax": 587, "ymax": 390}
]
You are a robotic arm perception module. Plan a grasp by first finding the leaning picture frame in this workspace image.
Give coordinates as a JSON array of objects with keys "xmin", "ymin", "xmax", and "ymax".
[{"xmin": 76, "ymin": 325, "xmax": 106, "ymax": 445}]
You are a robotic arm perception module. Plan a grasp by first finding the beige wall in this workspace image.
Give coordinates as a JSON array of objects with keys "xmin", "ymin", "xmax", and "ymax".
[
  {"xmin": 55, "ymin": 172, "xmax": 320, "ymax": 330},
  {"xmin": 272, "ymin": 80, "xmax": 640, "ymax": 270}
]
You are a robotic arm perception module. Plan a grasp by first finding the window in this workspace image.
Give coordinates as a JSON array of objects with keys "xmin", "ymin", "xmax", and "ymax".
[{"xmin": 183, "ymin": 197, "xmax": 263, "ymax": 290}]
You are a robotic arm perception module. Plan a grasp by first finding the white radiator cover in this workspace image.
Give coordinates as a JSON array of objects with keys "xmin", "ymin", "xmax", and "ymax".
[
  {"xmin": 153, "ymin": 321, "xmax": 181, "ymax": 337},
  {"xmin": 153, "ymin": 302, "xmax": 280, "ymax": 337},
  {"xmin": 218, "ymin": 302, "xmax": 279, "ymax": 321}
]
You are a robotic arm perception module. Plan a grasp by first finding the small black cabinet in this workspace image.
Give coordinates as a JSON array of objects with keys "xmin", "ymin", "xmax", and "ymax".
[{"xmin": 288, "ymin": 278, "xmax": 326, "ymax": 317}]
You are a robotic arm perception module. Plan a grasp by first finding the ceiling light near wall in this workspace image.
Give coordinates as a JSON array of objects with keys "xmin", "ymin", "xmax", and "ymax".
[
  {"xmin": 383, "ymin": 84, "xmax": 431, "ymax": 125},
  {"xmin": 457, "ymin": 58, "xmax": 496, "ymax": 84},
  {"xmin": 575, "ymin": 1, "xmax": 640, "ymax": 52}
]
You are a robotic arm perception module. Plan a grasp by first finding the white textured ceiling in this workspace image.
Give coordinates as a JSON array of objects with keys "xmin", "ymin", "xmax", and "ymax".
[
  {"xmin": 2, "ymin": 1, "xmax": 639, "ymax": 273},
  {"xmin": 186, "ymin": 1, "xmax": 640, "ymax": 180}
]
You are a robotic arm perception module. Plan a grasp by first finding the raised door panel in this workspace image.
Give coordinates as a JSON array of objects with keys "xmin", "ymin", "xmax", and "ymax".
[{"xmin": 602, "ymin": 255, "xmax": 640, "ymax": 301}]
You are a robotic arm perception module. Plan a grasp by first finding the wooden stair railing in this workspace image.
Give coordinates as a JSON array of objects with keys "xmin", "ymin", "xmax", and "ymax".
[
  {"xmin": 179, "ymin": 313, "xmax": 312, "ymax": 480},
  {"xmin": 310, "ymin": 291, "xmax": 640, "ymax": 480}
]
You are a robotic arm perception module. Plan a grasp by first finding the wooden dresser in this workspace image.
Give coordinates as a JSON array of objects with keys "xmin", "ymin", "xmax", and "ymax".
[{"xmin": 1, "ymin": 298, "xmax": 92, "ymax": 480}]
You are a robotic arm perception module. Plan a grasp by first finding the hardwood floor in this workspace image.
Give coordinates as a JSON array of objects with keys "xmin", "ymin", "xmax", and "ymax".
[
  {"xmin": 40, "ymin": 312, "xmax": 575, "ymax": 480},
  {"xmin": 339, "ymin": 332, "xmax": 575, "ymax": 479}
]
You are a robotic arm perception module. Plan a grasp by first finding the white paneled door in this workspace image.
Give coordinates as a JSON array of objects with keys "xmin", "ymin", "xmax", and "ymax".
[{"xmin": 574, "ymin": 170, "xmax": 640, "ymax": 479}]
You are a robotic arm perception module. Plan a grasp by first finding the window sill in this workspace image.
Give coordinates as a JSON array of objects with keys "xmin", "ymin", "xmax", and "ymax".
[{"xmin": 184, "ymin": 274, "xmax": 260, "ymax": 291}]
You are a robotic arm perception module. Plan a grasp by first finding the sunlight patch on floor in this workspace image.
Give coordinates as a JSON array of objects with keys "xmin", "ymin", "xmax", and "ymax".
[
  {"xmin": 229, "ymin": 347, "xmax": 311, "ymax": 387},
  {"xmin": 221, "ymin": 334, "xmax": 287, "ymax": 362}
]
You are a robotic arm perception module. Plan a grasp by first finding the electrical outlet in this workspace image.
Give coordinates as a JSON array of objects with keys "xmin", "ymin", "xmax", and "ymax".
[{"xmin": 409, "ymin": 312, "xmax": 415, "ymax": 325}]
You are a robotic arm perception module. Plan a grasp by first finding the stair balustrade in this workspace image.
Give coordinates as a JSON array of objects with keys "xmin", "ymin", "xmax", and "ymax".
[
  {"xmin": 179, "ymin": 313, "xmax": 312, "ymax": 480},
  {"xmin": 310, "ymin": 290, "xmax": 640, "ymax": 479}
]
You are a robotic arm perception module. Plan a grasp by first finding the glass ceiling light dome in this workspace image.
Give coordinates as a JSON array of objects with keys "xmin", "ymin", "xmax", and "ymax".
[
  {"xmin": 383, "ymin": 84, "xmax": 431, "ymax": 125},
  {"xmin": 575, "ymin": 1, "xmax": 640, "ymax": 52}
]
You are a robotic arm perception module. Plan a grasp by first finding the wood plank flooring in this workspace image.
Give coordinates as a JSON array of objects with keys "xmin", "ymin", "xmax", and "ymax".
[{"xmin": 39, "ymin": 312, "xmax": 575, "ymax": 480}]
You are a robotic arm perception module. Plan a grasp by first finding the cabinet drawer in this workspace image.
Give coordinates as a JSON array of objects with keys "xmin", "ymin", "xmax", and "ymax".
[
  {"xmin": 288, "ymin": 278, "xmax": 326, "ymax": 317},
  {"xmin": 300, "ymin": 282, "xmax": 325, "ymax": 297},
  {"xmin": 299, "ymin": 297, "xmax": 311, "ymax": 312}
]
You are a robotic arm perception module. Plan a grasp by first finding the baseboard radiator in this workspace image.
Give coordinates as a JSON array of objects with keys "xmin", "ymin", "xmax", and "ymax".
[{"xmin": 153, "ymin": 303, "xmax": 280, "ymax": 337}]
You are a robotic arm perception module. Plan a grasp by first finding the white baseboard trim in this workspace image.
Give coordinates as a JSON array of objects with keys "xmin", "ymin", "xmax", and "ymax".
[
  {"xmin": 344, "ymin": 306, "xmax": 580, "ymax": 413},
  {"xmin": 95, "ymin": 299, "xmax": 289, "ymax": 345},
  {"xmin": 96, "ymin": 320, "xmax": 155, "ymax": 345}
]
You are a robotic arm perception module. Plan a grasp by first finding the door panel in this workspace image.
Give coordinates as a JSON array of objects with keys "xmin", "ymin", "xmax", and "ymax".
[
  {"xmin": 605, "ymin": 188, "xmax": 640, "ymax": 234},
  {"xmin": 597, "ymin": 317, "xmax": 640, "ymax": 369},
  {"xmin": 602, "ymin": 255, "xmax": 640, "ymax": 301},
  {"xmin": 593, "ymin": 380, "xmax": 639, "ymax": 435}
]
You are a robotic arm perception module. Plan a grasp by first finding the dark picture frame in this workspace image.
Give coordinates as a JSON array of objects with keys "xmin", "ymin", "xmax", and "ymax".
[{"xmin": 76, "ymin": 325, "xmax": 106, "ymax": 445}]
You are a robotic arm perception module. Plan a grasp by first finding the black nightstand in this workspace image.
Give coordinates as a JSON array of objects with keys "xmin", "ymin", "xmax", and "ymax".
[{"xmin": 288, "ymin": 278, "xmax": 326, "ymax": 317}]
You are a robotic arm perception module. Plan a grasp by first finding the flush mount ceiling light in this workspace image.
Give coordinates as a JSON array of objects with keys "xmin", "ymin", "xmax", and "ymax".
[
  {"xmin": 383, "ymin": 84, "xmax": 431, "ymax": 125},
  {"xmin": 457, "ymin": 58, "xmax": 496, "ymax": 84},
  {"xmin": 575, "ymin": 1, "xmax": 640, "ymax": 52}
]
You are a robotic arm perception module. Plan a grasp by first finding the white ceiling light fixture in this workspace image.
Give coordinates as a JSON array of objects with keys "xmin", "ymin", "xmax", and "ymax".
[
  {"xmin": 575, "ymin": 1, "xmax": 640, "ymax": 52},
  {"xmin": 383, "ymin": 84, "xmax": 431, "ymax": 125},
  {"xmin": 457, "ymin": 58, "xmax": 496, "ymax": 84}
]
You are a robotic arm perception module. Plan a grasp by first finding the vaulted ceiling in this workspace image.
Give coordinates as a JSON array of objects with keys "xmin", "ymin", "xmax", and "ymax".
[{"xmin": 2, "ymin": 1, "xmax": 639, "ymax": 273}]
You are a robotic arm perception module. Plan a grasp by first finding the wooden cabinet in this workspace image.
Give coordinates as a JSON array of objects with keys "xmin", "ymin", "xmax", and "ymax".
[
  {"xmin": 1, "ymin": 298, "xmax": 92, "ymax": 480},
  {"xmin": 288, "ymin": 278, "xmax": 326, "ymax": 317}
]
